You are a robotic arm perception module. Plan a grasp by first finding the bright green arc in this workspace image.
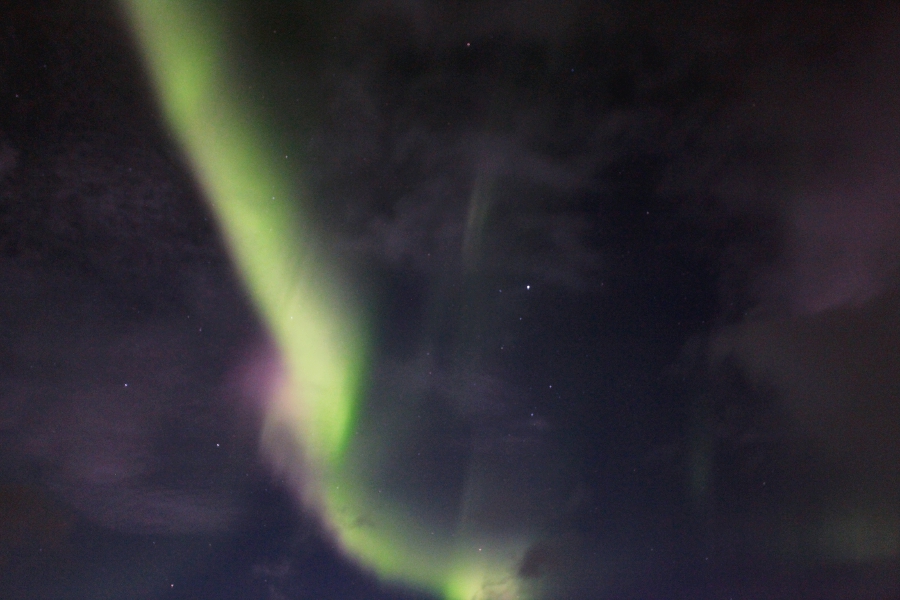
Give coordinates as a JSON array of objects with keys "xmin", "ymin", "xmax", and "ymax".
[
  {"xmin": 121, "ymin": 3, "xmax": 534, "ymax": 599},
  {"xmin": 120, "ymin": 0, "xmax": 361, "ymax": 467}
]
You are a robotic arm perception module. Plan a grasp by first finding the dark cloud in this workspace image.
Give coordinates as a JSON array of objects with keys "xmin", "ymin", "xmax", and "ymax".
[
  {"xmin": 0, "ymin": 132, "xmax": 265, "ymax": 536},
  {"xmin": 713, "ymin": 291, "xmax": 900, "ymax": 478},
  {"xmin": 311, "ymin": 2, "xmax": 900, "ymax": 312},
  {"xmin": 327, "ymin": 124, "xmax": 607, "ymax": 288},
  {"xmin": 0, "ymin": 265, "xmax": 257, "ymax": 534},
  {"xmin": 654, "ymin": 3, "xmax": 900, "ymax": 316},
  {"xmin": 0, "ymin": 133, "xmax": 216, "ymax": 294},
  {"xmin": 303, "ymin": 3, "xmax": 698, "ymax": 291},
  {"xmin": 686, "ymin": 7, "xmax": 900, "ymax": 562}
]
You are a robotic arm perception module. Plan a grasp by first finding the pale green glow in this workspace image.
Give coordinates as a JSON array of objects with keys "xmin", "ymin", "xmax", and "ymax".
[
  {"xmin": 121, "ymin": 2, "xmax": 535, "ymax": 598},
  {"xmin": 121, "ymin": 0, "xmax": 359, "ymax": 466}
]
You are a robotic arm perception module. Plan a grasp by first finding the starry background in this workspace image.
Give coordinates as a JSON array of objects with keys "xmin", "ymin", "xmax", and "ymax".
[{"xmin": 2, "ymin": 1, "xmax": 900, "ymax": 599}]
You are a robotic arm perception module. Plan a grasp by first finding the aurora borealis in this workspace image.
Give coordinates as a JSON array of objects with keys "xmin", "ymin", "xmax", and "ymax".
[
  {"xmin": 120, "ymin": 1, "xmax": 534, "ymax": 598},
  {"xmin": 4, "ymin": 1, "xmax": 900, "ymax": 598},
  {"xmin": 120, "ymin": 0, "xmax": 363, "ymax": 468}
]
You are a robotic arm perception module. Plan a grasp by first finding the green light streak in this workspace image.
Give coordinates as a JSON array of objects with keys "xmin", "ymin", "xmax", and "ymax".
[
  {"xmin": 121, "ymin": 2, "xmax": 535, "ymax": 598},
  {"xmin": 121, "ymin": 0, "xmax": 359, "ymax": 466}
]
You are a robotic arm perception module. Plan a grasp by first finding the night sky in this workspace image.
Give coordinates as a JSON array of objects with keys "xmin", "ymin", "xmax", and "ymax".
[{"xmin": 2, "ymin": 1, "xmax": 900, "ymax": 599}]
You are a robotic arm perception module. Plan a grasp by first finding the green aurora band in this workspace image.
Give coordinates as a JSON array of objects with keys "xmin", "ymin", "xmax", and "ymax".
[{"xmin": 121, "ymin": 2, "xmax": 536, "ymax": 599}]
